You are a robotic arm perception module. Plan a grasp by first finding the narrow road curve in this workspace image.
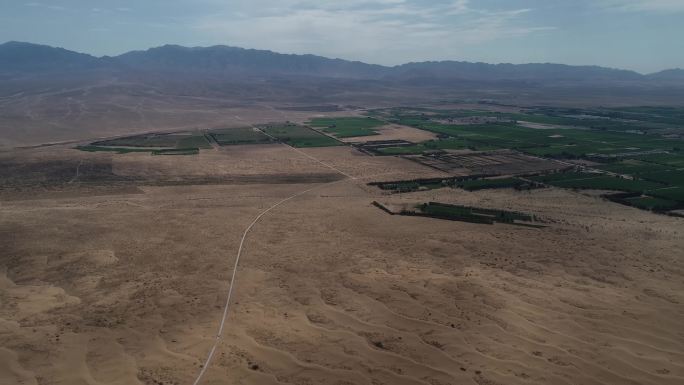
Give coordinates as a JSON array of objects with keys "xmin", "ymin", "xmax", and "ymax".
[
  {"xmin": 68, "ymin": 160, "xmax": 83, "ymax": 184},
  {"xmin": 191, "ymin": 133, "xmax": 353, "ymax": 385},
  {"xmin": 191, "ymin": 178, "xmax": 345, "ymax": 385}
]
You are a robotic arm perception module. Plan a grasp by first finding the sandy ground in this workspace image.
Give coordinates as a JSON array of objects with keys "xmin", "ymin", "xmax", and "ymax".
[
  {"xmin": 340, "ymin": 125, "xmax": 438, "ymax": 144},
  {"xmin": 1, "ymin": 144, "xmax": 683, "ymax": 385}
]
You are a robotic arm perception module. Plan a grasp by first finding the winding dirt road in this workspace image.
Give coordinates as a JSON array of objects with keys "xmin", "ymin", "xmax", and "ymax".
[{"xmin": 191, "ymin": 135, "xmax": 353, "ymax": 385}]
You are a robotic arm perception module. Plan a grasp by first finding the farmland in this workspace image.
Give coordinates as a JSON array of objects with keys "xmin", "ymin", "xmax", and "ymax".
[
  {"xmin": 308, "ymin": 117, "xmax": 385, "ymax": 138},
  {"xmin": 77, "ymin": 123, "xmax": 344, "ymax": 155},
  {"xmin": 260, "ymin": 123, "xmax": 342, "ymax": 147},
  {"xmin": 375, "ymin": 138, "xmax": 493, "ymax": 155},
  {"xmin": 366, "ymin": 107, "xmax": 684, "ymax": 160},
  {"xmin": 79, "ymin": 131, "xmax": 212, "ymax": 155},
  {"xmin": 208, "ymin": 127, "xmax": 272, "ymax": 145},
  {"xmin": 648, "ymin": 186, "xmax": 684, "ymax": 202},
  {"xmin": 623, "ymin": 196, "xmax": 682, "ymax": 211},
  {"xmin": 545, "ymin": 175, "xmax": 663, "ymax": 193},
  {"xmin": 640, "ymin": 170, "xmax": 684, "ymax": 185},
  {"xmin": 92, "ymin": 132, "xmax": 212, "ymax": 149},
  {"xmin": 373, "ymin": 201, "xmax": 541, "ymax": 226},
  {"xmin": 455, "ymin": 177, "xmax": 528, "ymax": 191},
  {"xmin": 349, "ymin": 105, "xmax": 684, "ymax": 213}
]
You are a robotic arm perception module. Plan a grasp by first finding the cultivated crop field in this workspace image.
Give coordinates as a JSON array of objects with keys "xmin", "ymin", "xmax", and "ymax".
[
  {"xmin": 260, "ymin": 123, "xmax": 342, "ymax": 147},
  {"xmin": 368, "ymin": 107, "xmax": 684, "ymax": 160},
  {"xmin": 354, "ymin": 105, "xmax": 684, "ymax": 213},
  {"xmin": 208, "ymin": 127, "xmax": 272, "ymax": 145},
  {"xmin": 93, "ymin": 132, "xmax": 212, "ymax": 149},
  {"xmin": 373, "ymin": 201, "xmax": 541, "ymax": 226},
  {"xmin": 308, "ymin": 117, "xmax": 385, "ymax": 138},
  {"xmin": 79, "ymin": 131, "xmax": 212, "ymax": 155}
]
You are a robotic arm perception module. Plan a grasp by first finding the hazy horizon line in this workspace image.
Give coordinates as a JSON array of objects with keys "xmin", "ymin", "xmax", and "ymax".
[{"xmin": 4, "ymin": 40, "xmax": 681, "ymax": 76}]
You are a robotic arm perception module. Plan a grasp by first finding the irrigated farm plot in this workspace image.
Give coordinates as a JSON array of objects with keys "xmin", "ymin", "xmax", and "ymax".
[
  {"xmin": 208, "ymin": 127, "xmax": 272, "ymax": 145},
  {"xmin": 374, "ymin": 201, "xmax": 542, "ymax": 226},
  {"xmin": 648, "ymin": 186, "xmax": 684, "ymax": 202},
  {"xmin": 640, "ymin": 170, "xmax": 684, "ymax": 185},
  {"xmin": 530, "ymin": 172, "xmax": 664, "ymax": 193},
  {"xmin": 92, "ymin": 132, "xmax": 211, "ymax": 149},
  {"xmin": 260, "ymin": 123, "xmax": 342, "ymax": 147},
  {"xmin": 80, "ymin": 131, "xmax": 211, "ymax": 155},
  {"xmin": 597, "ymin": 160, "xmax": 674, "ymax": 175},
  {"xmin": 455, "ymin": 177, "xmax": 528, "ymax": 191},
  {"xmin": 308, "ymin": 117, "xmax": 385, "ymax": 138},
  {"xmin": 375, "ymin": 138, "xmax": 493, "ymax": 155},
  {"xmin": 412, "ymin": 150, "xmax": 567, "ymax": 175},
  {"xmin": 381, "ymin": 108, "xmax": 684, "ymax": 159},
  {"xmin": 624, "ymin": 196, "xmax": 681, "ymax": 211}
]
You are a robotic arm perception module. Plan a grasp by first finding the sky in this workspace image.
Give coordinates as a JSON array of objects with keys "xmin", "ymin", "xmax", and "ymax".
[{"xmin": 1, "ymin": 0, "xmax": 683, "ymax": 73}]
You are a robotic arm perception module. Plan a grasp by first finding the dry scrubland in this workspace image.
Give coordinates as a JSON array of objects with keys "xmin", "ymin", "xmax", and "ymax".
[{"xmin": 1, "ymin": 140, "xmax": 683, "ymax": 385}]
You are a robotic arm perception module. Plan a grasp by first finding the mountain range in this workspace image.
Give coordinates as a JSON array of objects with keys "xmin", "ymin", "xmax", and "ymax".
[{"xmin": 2, "ymin": 41, "xmax": 682, "ymax": 84}]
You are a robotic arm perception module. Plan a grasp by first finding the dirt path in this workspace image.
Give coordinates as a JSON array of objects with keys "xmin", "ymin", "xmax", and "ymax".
[
  {"xmin": 68, "ymin": 160, "xmax": 83, "ymax": 184},
  {"xmin": 190, "ymin": 178, "xmax": 346, "ymax": 385},
  {"xmin": 191, "ymin": 134, "xmax": 354, "ymax": 385}
]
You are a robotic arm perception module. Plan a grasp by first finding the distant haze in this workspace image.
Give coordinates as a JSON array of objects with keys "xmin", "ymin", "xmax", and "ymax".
[{"xmin": 1, "ymin": 1, "xmax": 683, "ymax": 74}]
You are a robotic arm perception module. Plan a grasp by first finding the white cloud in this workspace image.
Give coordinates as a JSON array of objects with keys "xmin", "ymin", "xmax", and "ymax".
[
  {"xmin": 191, "ymin": 0, "xmax": 552, "ymax": 64},
  {"xmin": 600, "ymin": 0, "xmax": 684, "ymax": 12},
  {"xmin": 24, "ymin": 2, "xmax": 66, "ymax": 11}
]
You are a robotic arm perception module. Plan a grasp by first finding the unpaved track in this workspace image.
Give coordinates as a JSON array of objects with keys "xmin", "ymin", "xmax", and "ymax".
[
  {"xmin": 190, "ymin": 178, "xmax": 345, "ymax": 385},
  {"xmin": 191, "ymin": 136, "xmax": 353, "ymax": 385}
]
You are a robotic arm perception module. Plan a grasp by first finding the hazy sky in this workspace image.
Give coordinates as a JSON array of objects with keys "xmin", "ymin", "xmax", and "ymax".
[{"xmin": 1, "ymin": 0, "xmax": 683, "ymax": 73}]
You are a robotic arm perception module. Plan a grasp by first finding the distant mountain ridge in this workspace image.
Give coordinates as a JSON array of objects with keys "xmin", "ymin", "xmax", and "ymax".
[
  {"xmin": 648, "ymin": 68, "xmax": 684, "ymax": 80},
  {"xmin": 116, "ymin": 44, "xmax": 387, "ymax": 79},
  {"xmin": 0, "ymin": 41, "xmax": 680, "ymax": 83},
  {"xmin": 0, "ymin": 41, "xmax": 101, "ymax": 73}
]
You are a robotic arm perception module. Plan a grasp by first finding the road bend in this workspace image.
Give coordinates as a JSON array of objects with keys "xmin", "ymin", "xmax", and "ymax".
[{"xmin": 191, "ymin": 132, "xmax": 354, "ymax": 385}]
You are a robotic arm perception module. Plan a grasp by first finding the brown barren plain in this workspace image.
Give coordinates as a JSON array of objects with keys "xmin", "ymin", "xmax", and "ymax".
[{"xmin": 1, "ymin": 132, "xmax": 683, "ymax": 385}]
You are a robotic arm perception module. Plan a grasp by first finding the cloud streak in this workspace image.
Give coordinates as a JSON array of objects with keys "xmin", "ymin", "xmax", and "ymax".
[
  {"xmin": 600, "ymin": 0, "xmax": 684, "ymax": 12},
  {"xmin": 191, "ymin": 0, "xmax": 552, "ymax": 64}
]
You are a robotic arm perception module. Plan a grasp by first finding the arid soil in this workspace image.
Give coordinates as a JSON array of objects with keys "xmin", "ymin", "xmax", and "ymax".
[
  {"xmin": 340, "ymin": 124, "xmax": 438, "ymax": 143},
  {"xmin": 1, "ymin": 142, "xmax": 683, "ymax": 385}
]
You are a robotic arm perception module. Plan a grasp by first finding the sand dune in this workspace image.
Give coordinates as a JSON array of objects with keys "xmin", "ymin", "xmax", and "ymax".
[{"xmin": 1, "ymin": 145, "xmax": 683, "ymax": 385}]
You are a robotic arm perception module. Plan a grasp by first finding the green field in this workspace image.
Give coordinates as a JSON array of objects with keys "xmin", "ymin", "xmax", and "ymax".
[
  {"xmin": 209, "ymin": 127, "xmax": 272, "ymax": 145},
  {"xmin": 93, "ymin": 132, "xmax": 211, "ymax": 149},
  {"xmin": 176, "ymin": 135, "xmax": 213, "ymax": 149},
  {"xmin": 410, "ymin": 202, "xmax": 538, "ymax": 226},
  {"xmin": 308, "ymin": 117, "xmax": 385, "ymax": 138},
  {"xmin": 456, "ymin": 178, "xmax": 526, "ymax": 191},
  {"xmin": 81, "ymin": 131, "xmax": 211, "ymax": 155},
  {"xmin": 152, "ymin": 148, "xmax": 200, "ymax": 156},
  {"xmin": 375, "ymin": 138, "xmax": 498, "ymax": 155},
  {"xmin": 640, "ymin": 170, "xmax": 684, "ymax": 185},
  {"xmin": 370, "ymin": 177, "xmax": 451, "ymax": 193},
  {"xmin": 634, "ymin": 153, "xmax": 684, "ymax": 168},
  {"xmin": 596, "ymin": 160, "xmax": 674, "ymax": 175},
  {"xmin": 260, "ymin": 123, "xmax": 342, "ymax": 148},
  {"xmin": 529, "ymin": 172, "xmax": 600, "ymax": 183},
  {"xmin": 530, "ymin": 169, "xmax": 684, "ymax": 206},
  {"xmin": 624, "ymin": 196, "xmax": 681, "ymax": 211},
  {"xmin": 75, "ymin": 145, "xmax": 153, "ymax": 154},
  {"xmin": 553, "ymin": 177, "xmax": 663, "ymax": 192},
  {"xmin": 647, "ymin": 186, "xmax": 684, "ymax": 202},
  {"xmin": 530, "ymin": 171, "xmax": 666, "ymax": 192},
  {"xmin": 368, "ymin": 175, "xmax": 530, "ymax": 193},
  {"xmin": 382, "ymin": 108, "xmax": 684, "ymax": 159},
  {"xmin": 366, "ymin": 106, "xmax": 684, "ymax": 212},
  {"xmin": 379, "ymin": 106, "xmax": 684, "ymax": 131}
]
